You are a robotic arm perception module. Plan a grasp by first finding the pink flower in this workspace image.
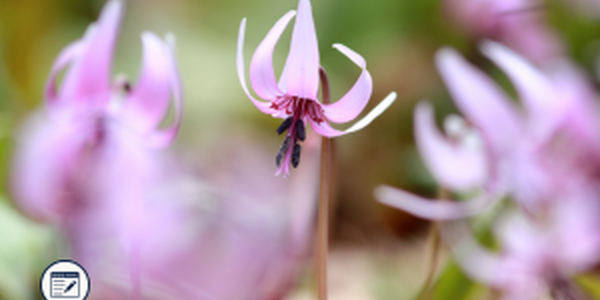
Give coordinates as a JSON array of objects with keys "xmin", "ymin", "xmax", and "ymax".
[
  {"xmin": 376, "ymin": 41, "xmax": 600, "ymax": 219},
  {"xmin": 237, "ymin": 0, "xmax": 396, "ymax": 176},
  {"xmin": 12, "ymin": 0, "xmax": 182, "ymax": 223}
]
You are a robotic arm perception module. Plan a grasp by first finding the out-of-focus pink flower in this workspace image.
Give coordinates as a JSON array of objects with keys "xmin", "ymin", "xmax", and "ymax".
[
  {"xmin": 237, "ymin": 0, "xmax": 396, "ymax": 176},
  {"xmin": 440, "ymin": 191, "xmax": 600, "ymax": 299},
  {"xmin": 12, "ymin": 0, "xmax": 182, "ymax": 223},
  {"xmin": 11, "ymin": 1, "xmax": 182, "ymax": 295},
  {"xmin": 445, "ymin": 0, "xmax": 563, "ymax": 63},
  {"xmin": 376, "ymin": 41, "xmax": 600, "ymax": 219}
]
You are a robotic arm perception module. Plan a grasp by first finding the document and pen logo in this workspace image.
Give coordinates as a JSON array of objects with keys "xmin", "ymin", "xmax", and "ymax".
[{"xmin": 40, "ymin": 260, "xmax": 90, "ymax": 300}]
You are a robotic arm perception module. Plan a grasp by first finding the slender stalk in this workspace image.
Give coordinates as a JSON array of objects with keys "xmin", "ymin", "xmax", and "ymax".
[
  {"xmin": 418, "ymin": 188, "xmax": 449, "ymax": 300},
  {"xmin": 317, "ymin": 67, "xmax": 331, "ymax": 300}
]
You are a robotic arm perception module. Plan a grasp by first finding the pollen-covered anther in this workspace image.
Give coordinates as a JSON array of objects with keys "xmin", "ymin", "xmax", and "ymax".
[
  {"xmin": 291, "ymin": 143, "xmax": 301, "ymax": 168},
  {"xmin": 276, "ymin": 136, "xmax": 291, "ymax": 167},
  {"xmin": 277, "ymin": 117, "xmax": 294, "ymax": 135},
  {"xmin": 295, "ymin": 119, "xmax": 306, "ymax": 141}
]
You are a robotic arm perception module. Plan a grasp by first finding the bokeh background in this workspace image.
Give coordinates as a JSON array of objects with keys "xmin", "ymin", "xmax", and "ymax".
[{"xmin": 2, "ymin": 0, "xmax": 600, "ymax": 299}]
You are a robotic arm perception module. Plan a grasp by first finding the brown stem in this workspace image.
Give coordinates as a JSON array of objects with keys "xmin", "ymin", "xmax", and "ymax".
[
  {"xmin": 418, "ymin": 188, "xmax": 449, "ymax": 300},
  {"xmin": 317, "ymin": 67, "xmax": 331, "ymax": 300}
]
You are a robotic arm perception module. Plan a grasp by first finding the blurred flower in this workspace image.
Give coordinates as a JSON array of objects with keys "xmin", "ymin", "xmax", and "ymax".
[
  {"xmin": 440, "ymin": 192, "xmax": 600, "ymax": 299},
  {"xmin": 237, "ymin": 0, "xmax": 396, "ymax": 176},
  {"xmin": 11, "ymin": 0, "xmax": 182, "ymax": 295},
  {"xmin": 376, "ymin": 41, "xmax": 600, "ymax": 219},
  {"xmin": 445, "ymin": 0, "xmax": 563, "ymax": 63},
  {"xmin": 12, "ymin": 0, "xmax": 182, "ymax": 223},
  {"xmin": 375, "ymin": 41, "xmax": 600, "ymax": 299}
]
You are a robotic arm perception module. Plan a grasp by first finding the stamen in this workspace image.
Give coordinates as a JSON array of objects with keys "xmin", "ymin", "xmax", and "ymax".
[
  {"xmin": 296, "ymin": 119, "xmax": 306, "ymax": 141},
  {"xmin": 276, "ymin": 136, "xmax": 291, "ymax": 167},
  {"xmin": 277, "ymin": 117, "xmax": 294, "ymax": 135},
  {"xmin": 291, "ymin": 143, "xmax": 301, "ymax": 168}
]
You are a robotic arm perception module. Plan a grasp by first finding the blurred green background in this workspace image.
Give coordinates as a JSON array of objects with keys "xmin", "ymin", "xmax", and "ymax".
[{"xmin": 1, "ymin": 0, "xmax": 600, "ymax": 299}]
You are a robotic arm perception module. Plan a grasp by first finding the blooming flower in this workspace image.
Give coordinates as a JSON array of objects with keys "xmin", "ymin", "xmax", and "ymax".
[
  {"xmin": 237, "ymin": 0, "xmax": 396, "ymax": 176},
  {"xmin": 12, "ymin": 0, "xmax": 182, "ymax": 223},
  {"xmin": 375, "ymin": 41, "xmax": 600, "ymax": 299},
  {"xmin": 376, "ymin": 41, "xmax": 600, "ymax": 219}
]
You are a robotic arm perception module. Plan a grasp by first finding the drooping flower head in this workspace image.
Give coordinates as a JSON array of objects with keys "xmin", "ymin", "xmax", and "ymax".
[
  {"xmin": 237, "ymin": 0, "xmax": 396, "ymax": 176},
  {"xmin": 12, "ymin": 0, "xmax": 182, "ymax": 223}
]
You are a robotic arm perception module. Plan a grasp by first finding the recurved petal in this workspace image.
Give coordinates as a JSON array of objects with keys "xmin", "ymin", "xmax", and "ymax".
[
  {"xmin": 60, "ymin": 0, "xmax": 122, "ymax": 106},
  {"xmin": 237, "ymin": 18, "xmax": 276, "ymax": 114},
  {"xmin": 322, "ymin": 44, "xmax": 373, "ymax": 123},
  {"xmin": 481, "ymin": 41, "xmax": 561, "ymax": 139},
  {"xmin": 142, "ymin": 33, "xmax": 184, "ymax": 148},
  {"xmin": 415, "ymin": 102, "xmax": 488, "ymax": 190},
  {"xmin": 250, "ymin": 11, "xmax": 296, "ymax": 100},
  {"xmin": 121, "ymin": 32, "xmax": 174, "ymax": 133},
  {"xmin": 436, "ymin": 47, "xmax": 522, "ymax": 156},
  {"xmin": 374, "ymin": 185, "xmax": 500, "ymax": 220},
  {"xmin": 45, "ymin": 40, "xmax": 85, "ymax": 105},
  {"xmin": 283, "ymin": 0, "xmax": 320, "ymax": 99},
  {"xmin": 312, "ymin": 92, "xmax": 396, "ymax": 137}
]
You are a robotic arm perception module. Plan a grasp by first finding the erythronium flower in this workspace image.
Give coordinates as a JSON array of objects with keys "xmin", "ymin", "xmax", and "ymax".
[
  {"xmin": 375, "ymin": 41, "xmax": 600, "ymax": 219},
  {"xmin": 12, "ymin": 0, "xmax": 182, "ymax": 223},
  {"xmin": 237, "ymin": 0, "xmax": 396, "ymax": 176}
]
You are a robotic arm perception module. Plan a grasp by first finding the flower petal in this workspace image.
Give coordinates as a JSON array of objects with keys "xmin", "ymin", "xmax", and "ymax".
[
  {"xmin": 142, "ymin": 33, "xmax": 184, "ymax": 148},
  {"xmin": 414, "ymin": 101, "xmax": 488, "ymax": 190},
  {"xmin": 283, "ymin": 0, "xmax": 320, "ymax": 99},
  {"xmin": 374, "ymin": 185, "xmax": 500, "ymax": 220},
  {"xmin": 436, "ymin": 47, "xmax": 522, "ymax": 156},
  {"xmin": 322, "ymin": 44, "xmax": 373, "ymax": 123},
  {"xmin": 250, "ymin": 10, "xmax": 296, "ymax": 100},
  {"xmin": 237, "ymin": 18, "xmax": 276, "ymax": 114},
  {"xmin": 311, "ymin": 92, "xmax": 396, "ymax": 137},
  {"xmin": 481, "ymin": 41, "xmax": 561, "ymax": 139},
  {"xmin": 121, "ymin": 32, "xmax": 174, "ymax": 133},
  {"xmin": 45, "ymin": 40, "xmax": 85, "ymax": 105},
  {"xmin": 60, "ymin": 0, "xmax": 122, "ymax": 106}
]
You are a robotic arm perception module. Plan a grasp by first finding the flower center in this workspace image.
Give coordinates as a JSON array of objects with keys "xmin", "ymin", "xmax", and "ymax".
[{"xmin": 272, "ymin": 96, "xmax": 324, "ymax": 171}]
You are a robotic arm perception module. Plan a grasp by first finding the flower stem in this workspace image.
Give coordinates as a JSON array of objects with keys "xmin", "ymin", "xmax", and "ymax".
[
  {"xmin": 418, "ymin": 188, "xmax": 449, "ymax": 300},
  {"xmin": 317, "ymin": 67, "xmax": 331, "ymax": 300}
]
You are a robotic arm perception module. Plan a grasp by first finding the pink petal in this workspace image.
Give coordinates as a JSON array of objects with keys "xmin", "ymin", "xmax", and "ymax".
[
  {"xmin": 283, "ymin": 0, "xmax": 320, "ymax": 100},
  {"xmin": 121, "ymin": 32, "xmax": 174, "ymax": 133},
  {"xmin": 414, "ymin": 101, "xmax": 488, "ymax": 190},
  {"xmin": 322, "ymin": 44, "xmax": 373, "ymax": 123},
  {"xmin": 374, "ymin": 185, "xmax": 501, "ymax": 220},
  {"xmin": 311, "ymin": 92, "xmax": 396, "ymax": 137},
  {"xmin": 250, "ymin": 11, "xmax": 296, "ymax": 100},
  {"xmin": 436, "ymin": 47, "xmax": 522, "ymax": 156},
  {"xmin": 60, "ymin": 0, "xmax": 122, "ymax": 106},
  {"xmin": 45, "ymin": 40, "xmax": 85, "ymax": 105},
  {"xmin": 480, "ymin": 41, "xmax": 561, "ymax": 140},
  {"xmin": 237, "ymin": 19, "xmax": 276, "ymax": 114},
  {"xmin": 141, "ymin": 33, "xmax": 184, "ymax": 148}
]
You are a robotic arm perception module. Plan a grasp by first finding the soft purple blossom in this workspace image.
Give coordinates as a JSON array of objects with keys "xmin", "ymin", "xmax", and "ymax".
[
  {"xmin": 376, "ymin": 41, "xmax": 600, "ymax": 219},
  {"xmin": 11, "ymin": 1, "xmax": 182, "ymax": 295},
  {"xmin": 12, "ymin": 0, "xmax": 182, "ymax": 223},
  {"xmin": 375, "ymin": 41, "xmax": 600, "ymax": 299},
  {"xmin": 237, "ymin": 0, "xmax": 396, "ymax": 176}
]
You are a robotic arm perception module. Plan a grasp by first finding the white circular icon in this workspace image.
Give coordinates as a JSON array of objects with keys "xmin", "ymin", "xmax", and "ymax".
[{"xmin": 40, "ymin": 260, "xmax": 90, "ymax": 300}]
